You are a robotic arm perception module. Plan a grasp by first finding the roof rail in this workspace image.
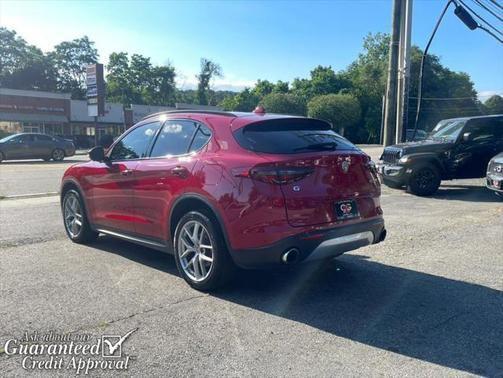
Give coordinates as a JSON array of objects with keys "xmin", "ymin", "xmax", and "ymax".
[{"xmin": 141, "ymin": 109, "xmax": 236, "ymax": 121}]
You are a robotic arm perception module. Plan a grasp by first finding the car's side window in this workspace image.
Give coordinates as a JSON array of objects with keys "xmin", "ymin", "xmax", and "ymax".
[
  {"xmin": 110, "ymin": 122, "xmax": 160, "ymax": 161},
  {"xmin": 465, "ymin": 120, "xmax": 496, "ymax": 142},
  {"xmin": 35, "ymin": 135, "xmax": 52, "ymax": 142},
  {"xmin": 188, "ymin": 124, "xmax": 212, "ymax": 152},
  {"xmin": 150, "ymin": 120, "xmax": 200, "ymax": 157},
  {"xmin": 18, "ymin": 135, "xmax": 35, "ymax": 143}
]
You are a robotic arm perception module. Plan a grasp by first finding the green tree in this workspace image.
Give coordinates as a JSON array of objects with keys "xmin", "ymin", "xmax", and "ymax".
[
  {"xmin": 260, "ymin": 93, "xmax": 306, "ymax": 115},
  {"xmin": 196, "ymin": 58, "xmax": 222, "ymax": 105},
  {"xmin": 106, "ymin": 52, "xmax": 176, "ymax": 106},
  {"xmin": 307, "ymin": 94, "xmax": 361, "ymax": 137},
  {"xmin": 344, "ymin": 32, "xmax": 480, "ymax": 142},
  {"xmin": 483, "ymin": 95, "xmax": 503, "ymax": 115},
  {"xmin": 291, "ymin": 65, "xmax": 348, "ymax": 100},
  {"xmin": 273, "ymin": 80, "xmax": 289, "ymax": 93},
  {"xmin": 0, "ymin": 27, "xmax": 57, "ymax": 90},
  {"xmin": 252, "ymin": 79, "xmax": 274, "ymax": 98},
  {"xmin": 49, "ymin": 36, "xmax": 98, "ymax": 99},
  {"xmin": 220, "ymin": 88, "xmax": 259, "ymax": 111}
]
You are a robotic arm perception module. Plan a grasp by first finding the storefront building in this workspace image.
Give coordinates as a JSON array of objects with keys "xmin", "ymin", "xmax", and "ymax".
[
  {"xmin": 0, "ymin": 88, "xmax": 221, "ymax": 148},
  {"xmin": 0, "ymin": 88, "xmax": 127, "ymax": 148},
  {"xmin": 70, "ymin": 100, "xmax": 126, "ymax": 148},
  {"xmin": 0, "ymin": 88, "xmax": 71, "ymax": 137}
]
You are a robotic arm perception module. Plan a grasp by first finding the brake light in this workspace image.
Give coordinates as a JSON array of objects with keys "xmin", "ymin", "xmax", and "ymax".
[{"xmin": 233, "ymin": 165, "xmax": 314, "ymax": 184}]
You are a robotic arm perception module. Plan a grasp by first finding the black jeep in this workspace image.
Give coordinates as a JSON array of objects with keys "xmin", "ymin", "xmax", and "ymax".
[{"xmin": 377, "ymin": 114, "xmax": 503, "ymax": 196}]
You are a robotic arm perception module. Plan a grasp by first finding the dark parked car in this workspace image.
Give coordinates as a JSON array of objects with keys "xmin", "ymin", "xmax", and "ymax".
[
  {"xmin": 0, "ymin": 133, "xmax": 75, "ymax": 162},
  {"xmin": 486, "ymin": 152, "xmax": 503, "ymax": 198},
  {"xmin": 377, "ymin": 114, "xmax": 503, "ymax": 196},
  {"xmin": 60, "ymin": 109, "xmax": 386, "ymax": 291}
]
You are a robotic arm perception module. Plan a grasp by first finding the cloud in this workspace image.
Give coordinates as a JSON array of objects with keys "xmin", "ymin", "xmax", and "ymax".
[
  {"xmin": 478, "ymin": 90, "xmax": 503, "ymax": 101},
  {"xmin": 176, "ymin": 71, "xmax": 255, "ymax": 92}
]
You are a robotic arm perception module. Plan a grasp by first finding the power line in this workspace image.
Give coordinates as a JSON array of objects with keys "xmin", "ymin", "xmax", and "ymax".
[
  {"xmin": 481, "ymin": 0, "xmax": 503, "ymax": 15},
  {"xmin": 409, "ymin": 96, "xmax": 480, "ymax": 100},
  {"xmin": 473, "ymin": 0, "xmax": 503, "ymax": 21},
  {"xmin": 486, "ymin": 0, "xmax": 503, "ymax": 12},
  {"xmin": 457, "ymin": 0, "xmax": 503, "ymax": 40}
]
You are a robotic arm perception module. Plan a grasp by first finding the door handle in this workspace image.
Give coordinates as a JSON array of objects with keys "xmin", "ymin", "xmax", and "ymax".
[
  {"xmin": 120, "ymin": 169, "xmax": 133, "ymax": 176},
  {"xmin": 171, "ymin": 166, "xmax": 189, "ymax": 178}
]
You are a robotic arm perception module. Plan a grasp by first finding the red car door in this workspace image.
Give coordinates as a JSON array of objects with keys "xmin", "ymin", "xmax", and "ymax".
[
  {"xmin": 85, "ymin": 122, "xmax": 161, "ymax": 234},
  {"xmin": 133, "ymin": 120, "xmax": 212, "ymax": 241}
]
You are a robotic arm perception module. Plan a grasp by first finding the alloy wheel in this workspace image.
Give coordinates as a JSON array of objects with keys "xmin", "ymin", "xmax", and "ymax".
[
  {"xmin": 53, "ymin": 149, "xmax": 64, "ymax": 161},
  {"xmin": 64, "ymin": 193, "xmax": 83, "ymax": 237},
  {"xmin": 177, "ymin": 220, "xmax": 214, "ymax": 282}
]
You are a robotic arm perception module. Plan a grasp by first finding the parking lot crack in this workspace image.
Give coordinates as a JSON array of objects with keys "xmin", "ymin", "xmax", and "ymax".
[{"xmin": 75, "ymin": 294, "xmax": 209, "ymax": 331}]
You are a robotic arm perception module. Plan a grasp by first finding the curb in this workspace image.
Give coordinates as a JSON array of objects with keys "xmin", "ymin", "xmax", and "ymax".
[{"xmin": 1, "ymin": 192, "xmax": 59, "ymax": 201}]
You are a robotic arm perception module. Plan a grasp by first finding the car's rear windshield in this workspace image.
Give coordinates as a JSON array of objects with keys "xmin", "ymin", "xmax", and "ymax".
[{"xmin": 233, "ymin": 118, "xmax": 357, "ymax": 154}]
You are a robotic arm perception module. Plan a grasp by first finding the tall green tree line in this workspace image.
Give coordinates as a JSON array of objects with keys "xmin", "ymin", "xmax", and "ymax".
[{"xmin": 1, "ymin": 27, "xmax": 501, "ymax": 142}]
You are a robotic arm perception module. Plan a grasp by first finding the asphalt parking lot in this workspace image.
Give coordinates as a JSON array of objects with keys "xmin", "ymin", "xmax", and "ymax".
[{"xmin": 0, "ymin": 147, "xmax": 502, "ymax": 376}]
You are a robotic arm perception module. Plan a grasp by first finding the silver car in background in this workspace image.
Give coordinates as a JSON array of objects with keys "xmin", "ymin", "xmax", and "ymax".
[
  {"xmin": 0, "ymin": 133, "xmax": 75, "ymax": 162},
  {"xmin": 487, "ymin": 152, "xmax": 503, "ymax": 198}
]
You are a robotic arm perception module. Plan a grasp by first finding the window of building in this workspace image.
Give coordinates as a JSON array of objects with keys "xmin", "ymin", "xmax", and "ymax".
[{"xmin": 0, "ymin": 121, "xmax": 23, "ymax": 135}]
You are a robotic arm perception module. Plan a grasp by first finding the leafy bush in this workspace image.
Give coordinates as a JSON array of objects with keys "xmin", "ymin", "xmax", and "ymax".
[
  {"xmin": 307, "ymin": 94, "xmax": 361, "ymax": 137},
  {"xmin": 259, "ymin": 93, "xmax": 306, "ymax": 116}
]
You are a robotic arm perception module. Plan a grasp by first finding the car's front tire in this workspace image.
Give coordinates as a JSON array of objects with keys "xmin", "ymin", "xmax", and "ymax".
[
  {"xmin": 52, "ymin": 148, "xmax": 65, "ymax": 161},
  {"xmin": 62, "ymin": 189, "xmax": 98, "ymax": 244},
  {"xmin": 174, "ymin": 211, "xmax": 234, "ymax": 291},
  {"xmin": 407, "ymin": 165, "xmax": 441, "ymax": 196}
]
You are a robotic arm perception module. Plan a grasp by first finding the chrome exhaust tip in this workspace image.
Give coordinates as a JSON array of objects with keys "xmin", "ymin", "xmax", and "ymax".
[{"xmin": 281, "ymin": 248, "xmax": 300, "ymax": 264}]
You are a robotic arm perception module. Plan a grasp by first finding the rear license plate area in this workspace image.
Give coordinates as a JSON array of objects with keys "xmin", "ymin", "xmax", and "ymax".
[{"xmin": 335, "ymin": 199, "xmax": 359, "ymax": 220}]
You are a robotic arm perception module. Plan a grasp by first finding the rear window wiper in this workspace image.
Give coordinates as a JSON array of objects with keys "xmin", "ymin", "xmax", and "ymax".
[{"xmin": 293, "ymin": 142, "xmax": 337, "ymax": 151}]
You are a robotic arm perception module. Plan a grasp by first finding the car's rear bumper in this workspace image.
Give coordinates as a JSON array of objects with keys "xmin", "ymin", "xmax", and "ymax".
[{"xmin": 230, "ymin": 217, "xmax": 386, "ymax": 269}]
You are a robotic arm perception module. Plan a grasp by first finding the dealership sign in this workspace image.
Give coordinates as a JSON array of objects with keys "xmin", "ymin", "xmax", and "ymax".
[{"xmin": 86, "ymin": 64, "xmax": 105, "ymax": 117}]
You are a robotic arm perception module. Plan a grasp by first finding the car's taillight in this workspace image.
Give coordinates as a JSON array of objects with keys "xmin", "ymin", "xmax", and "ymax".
[{"xmin": 233, "ymin": 165, "xmax": 314, "ymax": 184}]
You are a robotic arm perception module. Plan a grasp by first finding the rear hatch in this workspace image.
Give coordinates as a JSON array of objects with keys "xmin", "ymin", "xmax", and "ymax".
[{"xmin": 232, "ymin": 118, "xmax": 380, "ymax": 227}]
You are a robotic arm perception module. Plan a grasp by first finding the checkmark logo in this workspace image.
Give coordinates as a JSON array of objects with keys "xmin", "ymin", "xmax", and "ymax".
[{"xmin": 101, "ymin": 328, "xmax": 138, "ymax": 358}]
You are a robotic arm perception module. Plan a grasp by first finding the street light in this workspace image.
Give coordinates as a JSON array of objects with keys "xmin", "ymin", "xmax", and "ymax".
[{"xmin": 411, "ymin": 0, "xmax": 497, "ymax": 141}]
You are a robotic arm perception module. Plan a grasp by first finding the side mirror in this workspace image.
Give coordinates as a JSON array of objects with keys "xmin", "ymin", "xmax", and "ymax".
[
  {"xmin": 462, "ymin": 132, "xmax": 472, "ymax": 142},
  {"xmin": 89, "ymin": 146, "xmax": 105, "ymax": 162}
]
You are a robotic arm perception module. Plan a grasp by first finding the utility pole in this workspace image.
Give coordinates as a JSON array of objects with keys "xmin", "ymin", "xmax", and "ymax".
[
  {"xmin": 396, "ymin": 0, "xmax": 413, "ymax": 143},
  {"xmin": 383, "ymin": 0, "xmax": 403, "ymax": 146}
]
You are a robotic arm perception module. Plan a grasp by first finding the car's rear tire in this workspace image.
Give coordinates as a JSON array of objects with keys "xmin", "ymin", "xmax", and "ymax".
[
  {"xmin": 62, "ymin": 189, "xmax": 98, "ymax": 244},
  {"xmin": 0, "ymin": 152, "xmax": 4, "ymax": 163},
  {"xmin": 52, "ymin": 148, "xmax": 65, "ymax": 161},
  {"xmin": 382, "ymin": 177, "xmax": 403, "ymax": 189},
  {"xmin": 174, "ymin": 210, "xmax": 234, "ymax": 291},
  {"xmin": 407, "ymin": 165, "xmax": 441, "ymax": 196}
]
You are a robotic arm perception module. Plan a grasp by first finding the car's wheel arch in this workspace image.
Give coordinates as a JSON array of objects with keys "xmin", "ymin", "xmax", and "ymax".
[
  {"xmin": 61, "ymin": 180, "xmax": 92, "ymax": 224},
  {"xmin": 169, "ymin": 194, "xmax": 232, "ymax": 254},
  {"xmin": 406, "ymin": 155, "xmax": 444, "ymax": 178}
]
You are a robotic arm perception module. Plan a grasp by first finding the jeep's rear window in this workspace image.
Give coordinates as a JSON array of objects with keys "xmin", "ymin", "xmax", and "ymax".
[{"xmin": 233, "ymin": 118, "xmax": 357, "ymax": 154}]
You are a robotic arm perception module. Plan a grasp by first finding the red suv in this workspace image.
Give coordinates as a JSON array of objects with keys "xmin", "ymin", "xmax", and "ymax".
[{"xmin": 61, "ymin": 109, "xmax": 386, "ymax": 290}]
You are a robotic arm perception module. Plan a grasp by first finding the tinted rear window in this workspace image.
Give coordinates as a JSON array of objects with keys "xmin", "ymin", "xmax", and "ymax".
[{"xmin": 233, "ymin": 118, "xmax": 357, "ymax": 154}]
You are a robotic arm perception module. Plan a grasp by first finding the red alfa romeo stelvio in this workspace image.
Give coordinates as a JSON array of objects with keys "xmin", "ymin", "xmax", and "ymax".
[{"xmin": 60, "ymin": 107, "xmax": 386, "ymax": 291}]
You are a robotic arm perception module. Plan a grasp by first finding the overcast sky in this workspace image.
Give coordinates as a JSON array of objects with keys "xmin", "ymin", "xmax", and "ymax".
[{"xmin": 1, "ymin": 0, "xmax": 502, "ymax": 98}]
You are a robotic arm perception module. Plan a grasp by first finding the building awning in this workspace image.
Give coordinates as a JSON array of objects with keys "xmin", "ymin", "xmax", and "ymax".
[{"xmin": 0, "ymin": 112, "xmax": 68, "ymax": 123}]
